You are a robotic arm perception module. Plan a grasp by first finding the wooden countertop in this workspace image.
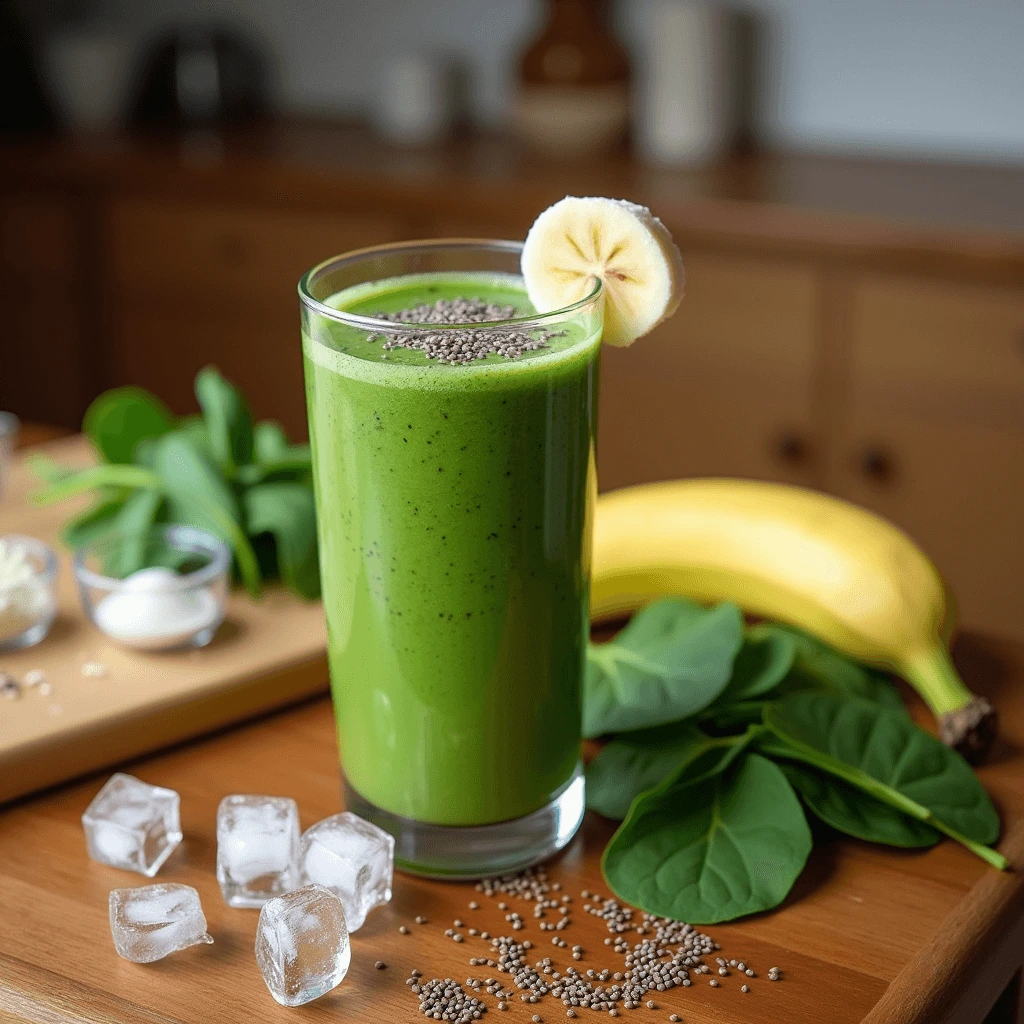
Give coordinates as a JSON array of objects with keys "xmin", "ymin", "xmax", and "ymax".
[
  {"xmin": 2, "ymin": 630, "xmax": 1024, "ymax": 1023},
  {"xmin": 3, "ymin": 120, "xmax": 1024, "ymax": 283}
]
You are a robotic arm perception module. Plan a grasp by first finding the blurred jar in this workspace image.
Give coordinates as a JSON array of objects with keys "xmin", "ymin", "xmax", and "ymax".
[
  {"xmin": 638, "ymin": 0, "xmax": 736, "ymax": 167},
  {"xmin": 0, "ymin": 413, "xmax": 18, "ymax": 504},
  {"xmin": 44, "ymin": 25, "xmax": 135, "ymax": 134},
  {"xmin": 514, "ymin": 0, "xmax": 631, "ymax": 157},
  {"xmin": 372, "ymin": 52, "xmax": 457, "ymax": 146}
]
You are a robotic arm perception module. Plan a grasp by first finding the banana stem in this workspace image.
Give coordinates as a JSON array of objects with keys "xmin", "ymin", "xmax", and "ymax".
[
  {"xmin": 903, "ymin": 645, "xmax": 997, "ymax": 764},
  {"xmin": 904, "ymin": 645, "xmax": 974, "ymax": 715}
]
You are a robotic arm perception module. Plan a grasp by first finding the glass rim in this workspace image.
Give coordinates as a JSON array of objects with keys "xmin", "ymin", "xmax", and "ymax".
[
  {"xmin": 297, "ymin": 238, "xmax": 603, "ymax": 332},
  {"xmin": 72, "ymin": 523, "xmax": 231, "ymax": 592}
]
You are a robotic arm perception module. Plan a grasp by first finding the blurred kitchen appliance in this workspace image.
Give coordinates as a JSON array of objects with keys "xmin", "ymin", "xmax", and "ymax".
[
  {"xmin": 372, "ymin": 52, "xmax": 457, "ymax": 146},
  {"xmin": 44, "ymin": 25, "xmax": 135, "ymax": 134},
  {"xmin": 0, "ymin": 1, "xmax": 56, "ymax": 136},
  {"xmin": 129, "ymin": 27, "xmax": 270, "ymax": 130},
  {"xmin": 514, "ymin": 0, "xmax": 631, "ymax": 157},
  {"xmin": 638, "ymin": 0, "xmax": 736, "ymax": 166}
]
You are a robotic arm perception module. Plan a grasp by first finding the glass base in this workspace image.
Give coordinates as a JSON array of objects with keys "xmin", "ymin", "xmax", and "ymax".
[
  {"xmin": 344, "ymin": 763, "xmax": 586, "ymax": 879},
  {"xmin": 0, "ymin": 614, "xmax": 54, "ymax": 652}
]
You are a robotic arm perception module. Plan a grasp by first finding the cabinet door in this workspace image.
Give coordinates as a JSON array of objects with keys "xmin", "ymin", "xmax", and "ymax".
[
  {"xmin": 597, "ymin": 253, "xmax": 821, "ymax": 491},
  {"xmin": 108, "ymin": 199, "xmax": 406, "ymax": 436},
  {"xmin": 838, "ymin": 275, "xmax": 1024, "ymax": 641},
  {"xmin": 0, "ymin": 195, "xmax": 93, "ymax": 427}
]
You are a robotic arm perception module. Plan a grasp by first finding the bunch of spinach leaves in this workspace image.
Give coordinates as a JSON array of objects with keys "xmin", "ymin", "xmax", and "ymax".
[
  {"xmin": 32, "ymin": 368, "xmax": 319, "ymax": 600},
  {"xmin": 585, "ymin": 597, "xmax": 1006, "ymax": 925}
]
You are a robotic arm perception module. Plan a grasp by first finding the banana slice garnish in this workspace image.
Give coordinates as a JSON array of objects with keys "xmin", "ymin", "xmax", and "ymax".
[{"xmin": 521, "ymin": 196, "xmax": 684, "ymax": 347}]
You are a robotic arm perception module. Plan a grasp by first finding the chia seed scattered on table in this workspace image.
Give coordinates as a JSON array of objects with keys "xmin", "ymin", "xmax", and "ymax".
[
  {"xmin": 407, "ymin": 869, "xmax": 784, "ymax": 1021},
  {"xmin": 368, "ymin": 298, "xmax": 561, "ymax": 365},
  {"xmin": 409, "ymin": 976, "xmax": 488, "ymax": 1022}
]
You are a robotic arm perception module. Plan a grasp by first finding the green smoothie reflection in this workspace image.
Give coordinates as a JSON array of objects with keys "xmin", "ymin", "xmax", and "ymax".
[{"xmin": 303, "ymin": 271, "xmax": 600, "ymax": 826}]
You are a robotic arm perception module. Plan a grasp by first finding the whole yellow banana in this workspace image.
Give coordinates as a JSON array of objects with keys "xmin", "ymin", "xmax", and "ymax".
[{"xmin": 591, "ymin": 478, "xmax": 994, "ymax": 760}]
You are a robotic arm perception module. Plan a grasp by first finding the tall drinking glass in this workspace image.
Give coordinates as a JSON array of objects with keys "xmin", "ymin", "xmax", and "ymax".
[{"xmin": 300, "ymin": 240, "xmax": 602, "ymax": 876}]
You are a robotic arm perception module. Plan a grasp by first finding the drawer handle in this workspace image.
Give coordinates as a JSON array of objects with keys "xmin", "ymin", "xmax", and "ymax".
[
  {"xmin": 860, "ymin": 446, "xmax": 895, "ymax": 483},
  {"xmin": 775, "ymin": 432, "xmax": 809, "ymax": 464}
]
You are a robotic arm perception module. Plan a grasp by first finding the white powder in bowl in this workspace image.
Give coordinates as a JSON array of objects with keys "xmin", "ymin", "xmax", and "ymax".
[{"xmin": 94, "ymin": 567, "xmax": 221, "ymax": 651}]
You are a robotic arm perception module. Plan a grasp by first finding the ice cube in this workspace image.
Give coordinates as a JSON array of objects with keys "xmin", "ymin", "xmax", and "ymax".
[
  {"xmin": 109, "ymin": 883, "xmax": 213, "ymax": 963},
  {"xmin": 82, "ymin": 773, "xmax": 182, "ymax": 876},
  {"xmin": 299, "ymin": 811, "xmax": 394, "ymax": 931},
  {"xmin": 255, "ymin": 884, "xmax": 350, "ymax": 1006},
  {"xmin": 216, "ymin": 794, "xmax": 300, "ymax": 908}
]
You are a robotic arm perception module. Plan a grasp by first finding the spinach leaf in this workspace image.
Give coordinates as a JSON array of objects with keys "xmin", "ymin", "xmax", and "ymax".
[
  {"xmin": 774, "ymin": 756, "xmax": 940, "ymax": 848},
  {"xmin": 704, "ymin": 700, "xmax": 770, "ymax": 730},
  {"xmin": 708, "ymin": 623, "xmax": 796, "ymax": 708},
  {"xmin": 583, "ymin": 598, "xmax": 744, "ymax": 738},
  {"xmin": 588, "ymin": 723, "xmax": 743, "ymax": 821},
  {"xmin": 243, "ymin": 482, "xmax": 320, "ymax": 599},
  {"xmin": 602, "ymin": 753, "xmax": 812, "ymax": 924},
  {"xmin": 176, "ymin": 414, "xmax": 214, "ymax": 460},
  {"xmin": 61, "ymin": 494, "xmax": 128, "ymax": 550},
  {"xmin": 764, "ymin": 692, "xmax": 1006, "ymax": 868},
  {"xmin": 27, "ymin": 452, "xmax": 76, "ymax": 485},
  {"xmin": 33, "ymin": 465, "xmax": 163, "ymax": 506},
  {"xmin": 83, "ymin": 386, "xmax": 174, "ymax": 464},
  {"xmin": 237, "ymin": 454, "xmax": 313, "ymax": 487},
  {"xmin": 102, "ymin": 488, "xmax": 165, "ymax": 578},
  {"xmin": 242, "ymin": 421, "xmax": 311, "ymax": 483},
  {"xmin": 778, "ymin": 625, "xmax": 907, "ymax": 713},
  {"xmin": 195, "ymin": 367, "xmax": 254, "ymax": 475},
  {"xmin": 731, "ymin": 624, "xmax": 798, "ymax": 698},
  {"xmin": 150, "ymin": 431, "xmax": 261, "ymax": 596},
  {"xmin": 254, "ymin": 421, "xmax": 291, "ymax": 462}
]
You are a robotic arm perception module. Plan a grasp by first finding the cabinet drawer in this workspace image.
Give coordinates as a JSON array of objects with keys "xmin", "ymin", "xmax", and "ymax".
[
  {"xmin": 108, "ymin": 199, "xmax": 405, "ymax": 307},
  {"xmin": 836, "ymin": 414, "xmax": 1024, "ymax": 642},
  {"xmin": 841, "ymin": 274, "xmax": 1024, "ymax": 642},
  {"xmin": 598, "ymin": 253, "xmax": 820, "ymax": 490},
  {"xmin": 852, "ymin": 275, "xmax": 1024, "ymax": 430}
]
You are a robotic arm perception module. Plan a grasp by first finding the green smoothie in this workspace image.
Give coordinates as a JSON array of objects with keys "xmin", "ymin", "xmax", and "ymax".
[{"xmin": 302, "ymin": 270, "xmax": 600, "ymax": 826}]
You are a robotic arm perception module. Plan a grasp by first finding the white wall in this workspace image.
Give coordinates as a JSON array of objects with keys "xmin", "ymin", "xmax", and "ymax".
[{"xmin": 92, "ymin": 0, "xmax": 1024, "ymax": 163}]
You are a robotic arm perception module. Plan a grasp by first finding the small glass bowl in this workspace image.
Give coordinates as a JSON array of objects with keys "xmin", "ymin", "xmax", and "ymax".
[
  {"xmin": 0, "ymin": 534, "xmax": 58, "ymax": 651},
  {"xmin": 0, "ymin": 412, "xmax": 19, "ymax": 503},
  {"xmin": 74, "ymin": 525, "xmax": 230, "ymax": 651}
]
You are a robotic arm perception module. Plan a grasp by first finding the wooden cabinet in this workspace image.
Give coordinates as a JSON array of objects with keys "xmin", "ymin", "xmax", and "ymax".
[
  {"xmin": 106, "ymin": 198, "xmax": 407, "ymax": 436},
  {"xmin": 2, "ymin": 131, "xmax": 1023, "ymax": 643},
  {"xmin": 836, "ymin": 276, "xmax": 1024, "ymax": 641},
  {"xmin": 0, "ymin": 195, "xmax": 94, "ymax": 428},
  {"xmin": 598, "ymin": 253, "xmax": 821, "ymax": 491}
]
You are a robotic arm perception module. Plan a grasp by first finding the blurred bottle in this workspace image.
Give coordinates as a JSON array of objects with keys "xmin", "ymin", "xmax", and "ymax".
[
  {"xmin": 44, "ymin": 24, "xmax": 135, "ymax": 134},
  {"xmin": 372, "ymin": 52, "xmax": 457, "ymax": 147},
  {"xmin": 638, "ymin": 0, "xmax": 736, "ymax": 167},
  {"xmin": 514, "ymin": 0, "xmax": 631, "ymax": 157},
  {"xmin": 129, "ymin": 27, "xmax": 271, "ymax": 132}
]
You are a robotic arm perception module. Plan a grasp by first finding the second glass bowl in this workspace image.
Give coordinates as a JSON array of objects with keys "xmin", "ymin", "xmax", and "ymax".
[{"xmin": 74, "ymin": 525, "xmax": 230, "ymax": 651}]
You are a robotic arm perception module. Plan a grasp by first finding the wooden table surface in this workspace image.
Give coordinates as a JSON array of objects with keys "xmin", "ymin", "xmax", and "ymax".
[{"xmin": 2, "ymin": 632, "xmax": 1024, "ymax": 1024}]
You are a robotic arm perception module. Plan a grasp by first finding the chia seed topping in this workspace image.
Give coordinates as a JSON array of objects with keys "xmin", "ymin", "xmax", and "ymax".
[{"xmin": 368, "ymin": 298, "xmax": 561, "ymax": 365}]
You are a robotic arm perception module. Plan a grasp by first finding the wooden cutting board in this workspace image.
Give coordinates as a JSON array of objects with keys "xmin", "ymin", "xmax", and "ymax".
[{"xmin": 0, "ymin": 436, "xmax": 329, "ymax": 803}]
